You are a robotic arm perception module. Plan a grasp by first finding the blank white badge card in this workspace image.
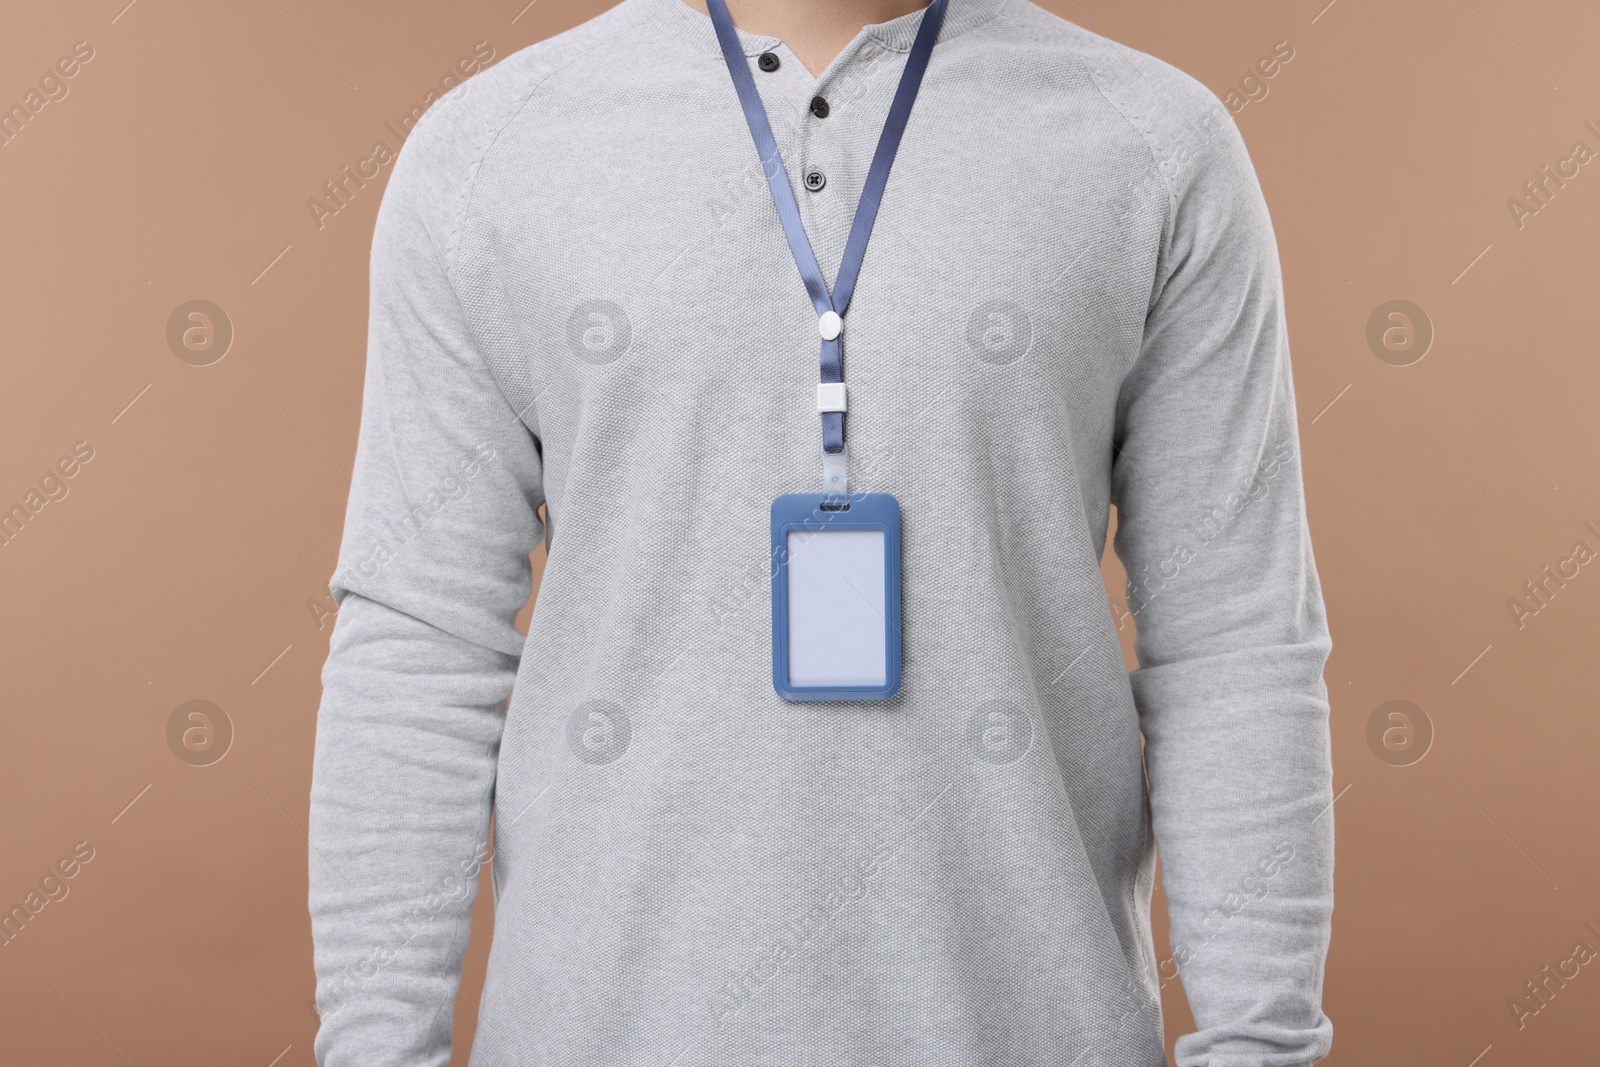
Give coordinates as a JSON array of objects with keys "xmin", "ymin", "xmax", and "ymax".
[{"xmin": 785, "ymin": 528, "xmax": 887, "ymax": 688}]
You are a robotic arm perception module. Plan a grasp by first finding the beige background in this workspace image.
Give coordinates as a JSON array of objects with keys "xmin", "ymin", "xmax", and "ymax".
[{"xmin": 2, "ymin": 1, "xmax": 1598, "ymax": 1064}]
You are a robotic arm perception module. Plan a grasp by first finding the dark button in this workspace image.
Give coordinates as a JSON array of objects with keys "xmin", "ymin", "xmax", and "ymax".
[
  {"xmin": 809, "ymin": 95, "xmax": 830, "ymax": 118},
  {"xmin": 804, "ymin": 170, "xmax": 826, "ymax": 191},
  {"xmin": 757, "ymin": 51, "xmax": 780, "ymax": 72}
]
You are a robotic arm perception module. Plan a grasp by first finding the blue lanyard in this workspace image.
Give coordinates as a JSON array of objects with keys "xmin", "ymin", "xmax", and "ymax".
[{"xmin": 705, "ymin": 0, "xmax": 949, "ymax": 462}]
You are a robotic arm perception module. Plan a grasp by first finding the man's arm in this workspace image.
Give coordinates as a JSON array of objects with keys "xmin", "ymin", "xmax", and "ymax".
[
  {"xmin": 307, "ymin": 94, "xmax": 545, "ymax": 1067},
  {"xmin": 1110, "ymin": 109, "xmax": 1336, "ymax": 1067}
]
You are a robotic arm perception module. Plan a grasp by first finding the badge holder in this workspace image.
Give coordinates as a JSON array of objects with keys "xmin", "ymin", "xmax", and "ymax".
[
  {"xmin": 703, "ymin": 0, "xmax": 943, "ymax": 704},
  {"xmin": 770, "ymin": 491, "xmax": 902, "ymax": 702}
]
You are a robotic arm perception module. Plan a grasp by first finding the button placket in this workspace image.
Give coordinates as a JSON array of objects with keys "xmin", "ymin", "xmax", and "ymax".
[
  {"xmin": 799, "ymin": 45, "xmax": 884, "ymax": 262},
  {"xmin": 742, "ymin": 42, "xmax": 805, "ymax": 212},
  {"xmin": 746, "ymin": 42, "xmax": 811, "ymax": 133},
  {"xmin": 792, "ymin": 79, "xmax": 826, "ymax": 232}
]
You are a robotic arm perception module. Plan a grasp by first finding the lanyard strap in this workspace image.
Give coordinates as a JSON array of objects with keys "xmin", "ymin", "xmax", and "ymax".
[{"xmin": 705, "ymin": 0, "xmax": 949, "ymax": 462}]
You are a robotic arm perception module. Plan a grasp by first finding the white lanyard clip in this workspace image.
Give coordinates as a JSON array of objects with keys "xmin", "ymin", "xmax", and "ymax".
[{"xmin": 822, "ymin": 445, "xmax": 849, "ymax": 497}]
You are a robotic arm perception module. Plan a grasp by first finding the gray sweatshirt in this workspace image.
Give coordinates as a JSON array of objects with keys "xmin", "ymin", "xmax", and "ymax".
[{"xmin": 307, "ymin": 0, "xmax": 1337, "ymax": 1064}]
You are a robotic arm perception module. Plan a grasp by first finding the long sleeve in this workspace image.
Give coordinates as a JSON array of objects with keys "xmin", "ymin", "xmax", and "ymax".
[
  {"xmin": 307, "ymin": 94, "xmax": 546, "ymax": 1067},
  {"xmin": 1110, "ymin": 112, "xmax": 1335, "ymax": 1067}
]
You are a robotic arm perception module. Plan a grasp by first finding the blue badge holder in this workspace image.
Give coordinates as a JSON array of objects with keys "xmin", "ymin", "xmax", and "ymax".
[{"xmin": 770, "ymin": 493, "xmax": 902, "ymax": 702}]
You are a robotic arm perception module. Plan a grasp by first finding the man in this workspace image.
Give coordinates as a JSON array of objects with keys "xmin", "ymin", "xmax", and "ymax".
[{"xmin": 308, "ymin": 0, "xmax": 1337, "ymax": 1064}]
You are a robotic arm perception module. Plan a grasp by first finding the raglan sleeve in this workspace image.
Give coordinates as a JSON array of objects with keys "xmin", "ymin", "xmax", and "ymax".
[
  {"xmin": 1108, "ymin": 106, "xmax": 1336, "ymax": 1067},
  {"xmin": 306, "ymin": 100, "xmax": 546, "ymax": 1067}
]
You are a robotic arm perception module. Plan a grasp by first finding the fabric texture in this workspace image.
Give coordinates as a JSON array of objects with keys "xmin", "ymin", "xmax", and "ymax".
[{"xmin": 307, "ymin": 1, "xmax": 1337, "ymax": 1064}]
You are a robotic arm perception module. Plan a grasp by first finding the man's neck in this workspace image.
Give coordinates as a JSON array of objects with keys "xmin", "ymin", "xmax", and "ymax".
[{"xmin": 683, "ymin": 0, "xmax": 930, "ymax": 76}]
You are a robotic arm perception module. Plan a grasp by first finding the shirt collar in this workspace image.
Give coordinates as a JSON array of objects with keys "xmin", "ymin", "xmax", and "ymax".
[{"xmin": 631, "ymin": 0, "xmax": 1009, "ymax": 58}]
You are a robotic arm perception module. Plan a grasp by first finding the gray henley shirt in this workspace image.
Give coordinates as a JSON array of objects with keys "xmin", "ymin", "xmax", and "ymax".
[{"xmin": 308, "ymin": 0, "xmax": 1337, "ymax": 1064}]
